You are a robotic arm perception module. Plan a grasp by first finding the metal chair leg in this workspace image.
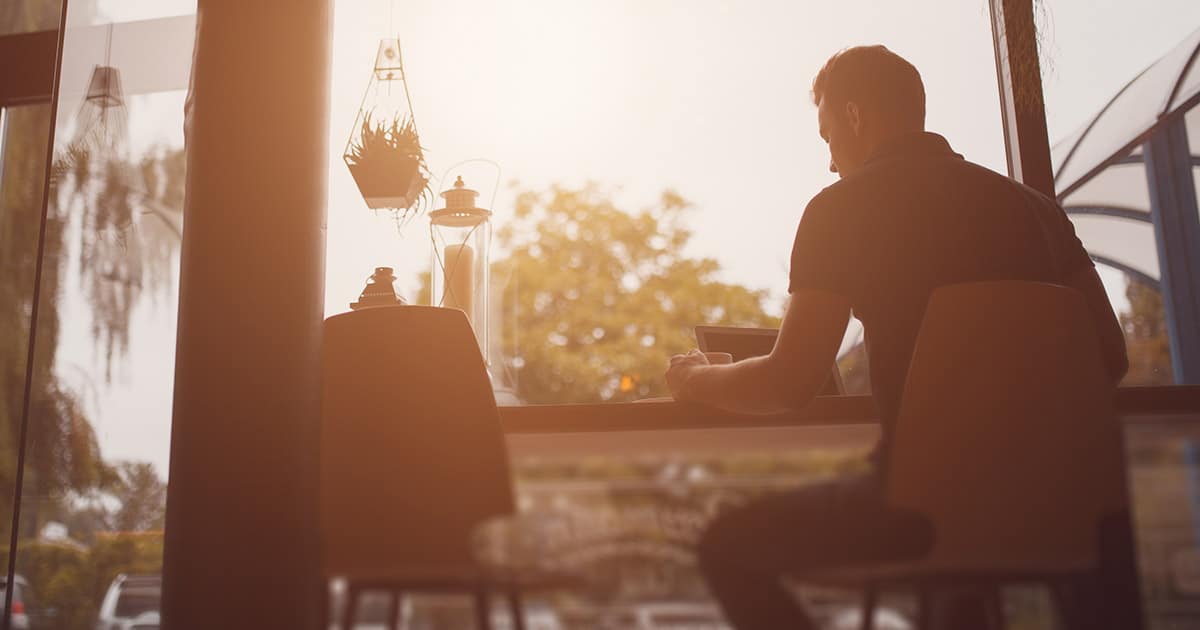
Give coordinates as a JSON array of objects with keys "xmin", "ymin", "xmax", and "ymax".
[
  {"xmin": 319, "ymin": 577, "xmax": 330, "ymax": 630},
  {"xmin": 506, "ymin": 587, "xmax": 526, "ymax": 630},
  {"xmin": 861, "ymin": 585, "xmax": 878, "ymax": 630},
  {"xmin": 386, "ymin": 590, "xmax": 401, "ymax": 630},
  {"xmin": 474, "ymin": 586, "xmax": 493, "ymax": 630},
  {"xmin": 341, "ymin": 582, "xmax": 359, "ymax": 630},
  {"xmin": 985, "ymin": 584, "xmax": 1005, "ymax": 630},
  {"xmin": 1050, "ymin": 577, "xmax": 1084, "ymax": 630},
  {"xmin": 915, "ymin": 583, "xmax": 931, "ymax": 630}
]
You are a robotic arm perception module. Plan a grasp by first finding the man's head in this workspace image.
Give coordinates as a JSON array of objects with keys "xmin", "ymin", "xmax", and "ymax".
[{"xmin": 812, "ymin": 45, "xmax": 925, "ymax": 178}]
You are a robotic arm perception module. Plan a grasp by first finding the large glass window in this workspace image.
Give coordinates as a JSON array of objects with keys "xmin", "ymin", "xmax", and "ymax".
[
  {"xmin": 1041, "ymin": 1, "xmax": 1200, "ymax": 388},
  {"xmin": 3, "ymin": 3, "xmax": 194, "ymax": 627},
  {"xmin": 1041, "ymin": 3, "xmax": 1200, "ymax": 628},
  {"xmin": 0, "ymin": 14, "xmax": 62, "ymax": 622},
  {"xmin": 0, "ymin": 101, "xmax": 53, "ymax": 622},
  {"xmin": 324, "ymin": 0, "xmax": 1006, "ymax": 405},
  {"xmin": 323, "ymin": 2, "xmax": 1007, "ymax": 627}
]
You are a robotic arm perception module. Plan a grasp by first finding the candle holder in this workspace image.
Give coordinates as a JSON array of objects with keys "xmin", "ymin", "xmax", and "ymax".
[
  {"xmin": 430, "ymin": 176, "xmax": 492, "ymax": 357},
  {"xmin": 350, "ymin": 266, "xmax": 406, "ymax": 310}
]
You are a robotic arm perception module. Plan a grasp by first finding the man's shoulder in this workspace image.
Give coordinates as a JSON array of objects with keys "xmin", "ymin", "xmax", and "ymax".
[{"xmin": 806, "ymin": 178, "xmax": 859, "ymax": 213}]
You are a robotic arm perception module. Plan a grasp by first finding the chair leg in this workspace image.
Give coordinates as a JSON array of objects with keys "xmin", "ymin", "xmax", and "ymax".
[
  {"xmin": 861, "ymin": 585, "xmax": 878, "ymax": 630},
  {"xmin": 931, "ymin": 584, "xmax": 990, "ymax": 630},
  {"xmin": 985, "ymin": 584, "xmax": 1005, "ymax": 630},
  {"xmin": 386, "ymin": 589, "xmax": 401, "ymax": 630},
  {"xmin": 341, "ymin": 582, "xmax": 359, "ymax": 630},
  {"xmin": 319, "ymin": 578, "xmax": 330, "ymax": 630},
  {"xmin": 474, "ymin": 585, "xmax": 493, "ymax": 630},
  {"xmin": 506, "ymin": 588, "xmax": 526, "ymax": 630},
  {"xmin": 915, "ymin": 583, "xmax": 931, "ymax": 630},
  {"xmin": 1050, "ymin": 577, "xmax": 1085, "ymax": 630}
]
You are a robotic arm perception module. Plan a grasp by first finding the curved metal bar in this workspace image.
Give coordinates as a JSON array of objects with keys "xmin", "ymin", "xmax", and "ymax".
[
  {"xmin": 1058, "ymin": 94, "xmax": 1200, "ymax": 201},
  {"xmin": 1064, "ymin": 205, "xmax": 1153, "ymax": 222},
  {"xmin": 1164, "ymin": 39, "xmax": 1200, "ymax": 116},
  {"xmin": 1053, "ymin": 64, "xmax": 1151, "ymax": 188},
  {"xmin": 1114, "ymin": 154, "xmax": 1200, "ymax": 167}
]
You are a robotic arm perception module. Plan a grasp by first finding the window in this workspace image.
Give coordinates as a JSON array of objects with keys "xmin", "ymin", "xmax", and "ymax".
[
  {"xmin": 1, "ymin": 3, "xmax": 196, "ymax": 625},
  {"xmin": 325, "ymin": 0, "xmax": 1007, "ymax": 406}
]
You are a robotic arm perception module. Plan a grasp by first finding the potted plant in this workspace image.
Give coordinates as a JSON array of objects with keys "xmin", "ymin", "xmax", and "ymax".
[{"xmin": 344, "ymin": 113, "xmax": 433, "ymax": 219}]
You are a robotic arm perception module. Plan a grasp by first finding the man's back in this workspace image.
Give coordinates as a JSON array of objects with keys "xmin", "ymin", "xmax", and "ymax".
[
  {"xmin": 689, "ymin": 46, "xmax": 1137, "ymax": 630},
  {"xmin": 788, "ymin": 132, "xmax": 1112, "ymax": 450}
]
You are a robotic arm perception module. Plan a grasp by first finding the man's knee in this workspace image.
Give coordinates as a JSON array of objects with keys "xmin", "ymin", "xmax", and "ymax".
[
  {"xmin": 696, "ymin": 499, "xmax": 758, "ymax": 578},
  {"xmin": 696, "ymin": 506, "xmax": 749, "ymax": 575}
]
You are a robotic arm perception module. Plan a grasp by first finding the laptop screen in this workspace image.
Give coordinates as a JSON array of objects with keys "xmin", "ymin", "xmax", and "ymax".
[{"xmin": 694, "ymin": 325, "xmax": 844, "ymax": 396}]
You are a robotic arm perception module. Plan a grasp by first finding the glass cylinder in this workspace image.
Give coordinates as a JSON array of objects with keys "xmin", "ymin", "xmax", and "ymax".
[{"xmin": 430, "ymin": 176, "xmax": 492, "ymax": 358}]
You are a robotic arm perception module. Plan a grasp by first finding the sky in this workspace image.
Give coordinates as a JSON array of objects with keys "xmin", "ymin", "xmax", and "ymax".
[{"xmin": 36, "ymin": 0, "xmax": 1200, "ymax": 477}]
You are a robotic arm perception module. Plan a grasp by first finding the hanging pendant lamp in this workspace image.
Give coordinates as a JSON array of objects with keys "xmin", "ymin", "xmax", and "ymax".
[{"xmin": 72, "ymin": 23, "xmax": 128, "ymax": 157}]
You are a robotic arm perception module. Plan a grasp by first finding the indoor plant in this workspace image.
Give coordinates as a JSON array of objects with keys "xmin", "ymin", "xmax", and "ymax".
[{"xmin": 344, "ymin": 113, "xmax": 432, "ymax": 221}]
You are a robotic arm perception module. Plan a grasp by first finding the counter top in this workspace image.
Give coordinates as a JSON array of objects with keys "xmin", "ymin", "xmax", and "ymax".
[{"xmin": 498, "ymin": 386, "xmax": 1200, "ymax": 434}]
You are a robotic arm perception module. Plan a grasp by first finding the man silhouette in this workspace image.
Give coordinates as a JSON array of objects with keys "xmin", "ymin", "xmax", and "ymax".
[{"xmin": 665, "ymin": 45, "xmax": 1137, "ymax": 629}]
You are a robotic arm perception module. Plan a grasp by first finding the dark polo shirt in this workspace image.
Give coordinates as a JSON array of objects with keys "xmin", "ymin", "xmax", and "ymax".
[{"xmin": 788, "ymin": 132, "xmax": 1094, "ymax": 461}]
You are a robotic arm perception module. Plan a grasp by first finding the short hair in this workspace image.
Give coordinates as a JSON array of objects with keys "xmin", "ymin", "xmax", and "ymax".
[{"xmin": 811, "ymin": 46, "xmax": 925, "ymax": 130}]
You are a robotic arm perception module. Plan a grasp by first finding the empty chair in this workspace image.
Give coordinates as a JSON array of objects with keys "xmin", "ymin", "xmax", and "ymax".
[
  {"xmin": 796, "ymin": 281, "xmax": 1135, "ymax": 629},
  {"xmin": 320, "ymin": 305, "xmax": 530, "ymax": 630}
]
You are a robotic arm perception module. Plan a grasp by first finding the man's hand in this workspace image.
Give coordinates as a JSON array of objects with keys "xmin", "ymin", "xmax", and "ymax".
[
  {"xmin": 666, "ymin": 349, "xmax": 711, "ymax": 402},
  {"xmin": 661, "ymin": 291, "xmax": 850, "ymax": 413}
]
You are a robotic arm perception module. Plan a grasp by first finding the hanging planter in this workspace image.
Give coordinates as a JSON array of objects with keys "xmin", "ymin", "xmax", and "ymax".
[
  {"xmin": 343, "ymin": 38, "xmax": 432, "ymax": 225},
  {"xmin": 345, "ymin": 114, "xmax": 430, "ymax": 213}
]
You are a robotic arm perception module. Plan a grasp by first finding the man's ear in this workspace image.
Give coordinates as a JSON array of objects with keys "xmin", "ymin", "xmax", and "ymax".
[{"xmin": 845, "ymin": 101, "xmax": 863, "ymax": 136}]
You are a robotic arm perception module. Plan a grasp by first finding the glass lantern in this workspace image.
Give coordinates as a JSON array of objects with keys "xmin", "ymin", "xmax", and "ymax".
[{"xmin": 430, "ymin": 176, "xmax": 492, "ymax": 356}]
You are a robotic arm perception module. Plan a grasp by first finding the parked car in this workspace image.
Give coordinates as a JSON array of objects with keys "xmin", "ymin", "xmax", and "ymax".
[
  {"xmin": 599, "ymin": 601, "xmax": 730, "ymax": 629},
  {"xmin": 827, "ymin": 607, "xmax": 911, "ymax": 630},
  {"xmin": 326, "ymin": 582, "xmax": 561, "ymax": 630},
  {"xmin": 96, "ymin": 574, "xmax": 161, "ymax": 630},
  {"xmin": 1, "ymin": 574, "xmax": 34, "ymax": 630},
  {"xmin": 119, "ymin": 611, "xmax": 159, "ymax": 630}
]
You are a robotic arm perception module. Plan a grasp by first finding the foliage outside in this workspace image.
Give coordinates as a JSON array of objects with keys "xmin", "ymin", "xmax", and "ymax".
[
  {"xmin": 489, "ymin": 185, "xmax": 780, "ymax": 403},
  {"xmin": 3, "ymin": 533, "xmax": 162, "ymax": 630},
  {"xmin": 1120, "ymin": 279, "xmax": 1173, "ymax": 386}
]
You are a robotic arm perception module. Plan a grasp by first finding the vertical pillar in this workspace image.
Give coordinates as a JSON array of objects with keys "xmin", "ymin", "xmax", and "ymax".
[
  {"xmin": 162, "ymin": 2, "xmax": 331, "ymax": 628},
  {"xmin": 1145, "ymin": 118, "xmax": 1200, "ymax": 384},
  {"xmin": 990, "ymin": 0, "xmax": 1056, "ymax": 197}
]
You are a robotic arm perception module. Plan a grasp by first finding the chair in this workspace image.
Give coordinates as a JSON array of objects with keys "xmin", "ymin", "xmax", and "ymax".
[
  {"xmin": 320, "ymin": 305, "xmax": 549, "ymax": 630},
  {"xmin": 797, "ymin": 282, "xmax": 1134, "ymax": 630}
]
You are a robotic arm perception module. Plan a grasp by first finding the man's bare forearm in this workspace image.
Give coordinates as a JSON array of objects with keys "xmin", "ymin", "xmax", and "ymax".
[{"xmin": 683, "ymin": 355, "xmax": 822, "ymax": 414}]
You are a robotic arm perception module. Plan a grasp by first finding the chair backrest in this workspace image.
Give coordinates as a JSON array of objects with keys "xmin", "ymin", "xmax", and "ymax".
[
  {"xmin": 887, "ymin": 282, "xmax": 1129, "ymax": 573},
  {"xmin": 320, "ymin": 305, "xmax": 515, "ymax": 575}
]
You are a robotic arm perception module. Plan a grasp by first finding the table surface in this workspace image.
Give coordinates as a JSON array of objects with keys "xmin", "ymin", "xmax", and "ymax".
[{"xmin": 498, "ymin": 386, "xmax": 1200, "ymax": 434}]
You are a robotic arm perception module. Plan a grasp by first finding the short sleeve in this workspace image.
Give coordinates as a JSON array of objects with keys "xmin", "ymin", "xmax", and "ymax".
[{"xmin": 788, "ymin": 192, "xmax": 863, "ymax": 299}]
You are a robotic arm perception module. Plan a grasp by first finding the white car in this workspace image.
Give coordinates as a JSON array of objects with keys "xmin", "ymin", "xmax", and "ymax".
[
  {"xmin": 600, "ymin": 602, "xmax": 730, "ymax": 629},
  {"xmin": 120, "ymin": 611, "xmax": 160, "ymax": 630},
  {"xmin": 327, "ymin": 581, "xmax": 561, "ymax": 630},
  {"xmin": 2, "ymin": 575, "xmax": 33, "ymax": 630},
  {"xmin": 96, "ymin": 574, "xmax": 161, "ymax": 630},
  {"xmin": 827, "ymin": 607, "xmax": 911, "ymax": 630}
]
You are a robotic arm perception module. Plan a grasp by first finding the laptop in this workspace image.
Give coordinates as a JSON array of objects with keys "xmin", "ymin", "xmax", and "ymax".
[{"xmin": 694, "ymin": 325, "xmax": 845, "ymax": 396}]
